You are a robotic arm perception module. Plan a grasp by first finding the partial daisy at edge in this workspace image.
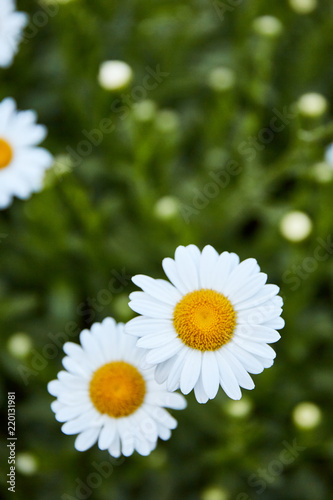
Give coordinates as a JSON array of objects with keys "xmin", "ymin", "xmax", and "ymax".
[
  {"xmin": 47, "ymin": 318, "xmax": 186, "ymax": 458},
  {"xmin": 0, "ymin": 98, "xmax": 53, "ymax": 209},
  {"xmin": 0, "ymin": 0, "xmax": 28, "ymax": 68},
  {"xmin": 125, "ymin": 244, "xmax": 284, "ymax": 404}
]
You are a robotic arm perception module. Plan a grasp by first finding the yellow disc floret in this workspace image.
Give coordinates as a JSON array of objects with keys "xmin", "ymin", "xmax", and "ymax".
[
  {"xmin": 173, "ymin": 289, "xmax": 236, "ymax": 351},
  {"xmin": 89, "ymin": 361, "xmax": 146, "ymax": 418},
  {"xmin": 0, "ymin": 138, "xmax": 13, "ymax": 169}
]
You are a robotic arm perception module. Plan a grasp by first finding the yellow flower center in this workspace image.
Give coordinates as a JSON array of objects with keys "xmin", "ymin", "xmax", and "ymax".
[
  {"xmin": 0, "ymin": 138, "xmax": 13, "ymax": 170},
  {"xmin": 89, "ymin": 361, "xmax": 146, "ymax": 418},
  {"xmin": 173, "ymin": 289, "xmax": 236, "ymax": 351}
]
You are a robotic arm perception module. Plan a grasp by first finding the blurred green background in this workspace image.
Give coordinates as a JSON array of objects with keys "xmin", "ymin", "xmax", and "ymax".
[{"xmin": 1, "ymin": 0, "xmax": 333, "ymax": 499}]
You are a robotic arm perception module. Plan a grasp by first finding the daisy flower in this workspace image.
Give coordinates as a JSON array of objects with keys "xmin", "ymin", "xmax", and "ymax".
[
  {"xmin": 0, "ymin": 0, "xmax": 28, "ymax": 68},
  {"xmin": 48, "ymin": 318, "xmax": 186, "ymax": 457},
  {"xmin": 0, "ymin": 98, "xmax": 53, "ymax": 209},
  {"xmin": 126, "ymin": 245, "xmax": 284, "ymax": 403}
]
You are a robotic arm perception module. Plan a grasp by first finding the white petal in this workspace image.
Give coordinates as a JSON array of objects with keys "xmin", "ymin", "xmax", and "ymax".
[
  {"xmin": 47, "ymin": 380, "xmax": 61, "ymax": 396},
  {"xmin": 137, "ymin": 330, "xmax": 177, "ymax": 349},
  {"xmin": 174, "ymin": 245, "xmax": 200, "ymax": 291},
  {"xmin": 62, "ymin": 356, "xmax": 90, "ymax": 378},
  {"xmin": 51, "ymin": 401, "xmax": 64, "ymax": 414},
  {"xmin": 263, "ymin": 317, "xmax": 285, "ymax": 329},
  {"xmin": 61, "ymin": 410, "xmax": 101, "ymax": 435},
  {"xmin": 135, "ymin": 408, "xmax": 158, "ymax": 442},
  {"xmin": 63, "ymin": 342, "xmax": 94, "ymax": 370},
  {"xmin": 219, "ymin": 349, "xmax": 254, "ymax": 390},
  {"xmin": 166, "ymin": 347, "xmax": 188, "ymax": 391},
  {"xmin": 92, "ymin": 322, "xmax": 118, "ymax": 361},
  {"xmin": 233, "ymin": 337, "xmax": 276, "ymax": 359},
  {"xmin": 145, "ymin": 391, "xmax": 187, "ymax": 410},
  {"xmin": 186, "ymin": 244, "xmax": 201, "ymax": 265},
  {"xmin": 154, "ymin": 356, "xmax": 177, "ymax": 384},
  {"xmin": 57, "ymin": 371, "xmax": 87, "ymax": 390},
  {"xmin": 129, "ymin": 296, "xmax": 173, "ymax": 318},
  {"xmin": 157, "ymin": 423, "xmax": 172, "ymax": 441},
  {"xmin": 229, "ymin": 253, "xmax": 240, "ymax": 270},
  {"xmin": 180, "ymin": 349, "xmax": 202, "ymax": 395},
  {"xmin": 55, "ymin": 403, "xmax": 93, "ymax": 422},
  {"xmin": 201, "ymin": 351, "xmax": 220, "ymax": 399},
  {"xmin": 132, "ymin": 275, "xmax": 182, "ymax": 305},
  {"xmin": 199, "ymin": 245, "xmax": 219, "ymax": 288},
  {"xmin": 216, "ymin": 350, "xmax": 242, "ymax": 400},
  {"xmin": 255, "ymin": 355, "xmax": 274, "ymax": 369},
  {"xmin": 162, "ymin": 257, "xmax": 189, "ymax": 294},
  {"xmin": 125, "ymin": 316, "xmax": 174, "ymax": 336},
  {"xmin": 211, "ymin": 252, "xmax": 232, "ymax": 291},
  {"xmin": 57, "ymin": 389, "xmax": 90, "ymax": 406},
  {"xmin": 101, "ymin": 316, "xmax": 117, "ymax": 331},
  {"xmin": 146, "ymin": 406, "xmax": 177, "ymax": 429},
  {"xmin": 146, "ymin": 338, "xmax": 183, "ymax": 364},
  {"xmin": 224, "ymin": 343, "xmax": 264, "ymax": 375},
  {"xmin": 235, "ymin": 285, "xmax": 280, "ymax": 310},
  {"xmin": 134, "ymin": 436, "xmax": 154, "ymax": 456},
  {"xmin": 108, "ymin": 432, "xmax": 121, "ymax": 458},
  {"xmin": 236, "ymin": 305, "xmax": 283, "ymax": 325},
  {"xmin": 223, "ymin": 258, "xmax": 259, "ymax": 297},
  {"xmin": 117, "ymin": 419, "xmax": 135, "ymax": 456},
  {"xmin": 98, "ymin": 420, "xmax": 117, "ymax": 450},
  {"xmin": 228, "ymin": 273, "xmax": 267, "ymax": 304},
  {"xmin": 193, "ymin": 374, "xmax": 209, "ymax": 404},
  {"xmin": 235, "ymin": 324, "xmax": 281, "ymax": 343},
  {"xmin": 74, "ymin": 427, "xmax": 101, "ymax": 451}
]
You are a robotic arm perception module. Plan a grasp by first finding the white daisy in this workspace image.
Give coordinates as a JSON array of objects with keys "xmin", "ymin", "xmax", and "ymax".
[
  {"xmin": 48, "ymin": 318, "xmax": 186, "ymax": 458},
  {"xmin": 0, "ymin": 0, "xmax": 28, "ymax": 68},
  {"xmin": 126, "ymin": 245, "xmax": 284, "ymax": 403},
  {"xmin": 0, "ymin": 98, "xmax": 53, "ymax": 209}
]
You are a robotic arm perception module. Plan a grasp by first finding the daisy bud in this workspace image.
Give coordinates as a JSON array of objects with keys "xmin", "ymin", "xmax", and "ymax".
[
  {"xmin": 280, "ymin": 211, "xmax": 313, "ymax": 242},
  {"xmin": 289, "ymin": 0, "xmax": 317, "ymax": 14},
  {"xmin": 208, "ymin": 67, "xmax": 235, "ymax": 92},
  {"xmin": 16, "ymin": 453, "xmax": 38, "ymax": 476},
  {"xmin": 252, "ymin": 16, "xmax": 283, "ymax": 38},
  {"xmin": 98, "ymin": 60, "xmax": 133, "ymax": 91},
  {"xmin": 292, "ymin": 402, "xmax": 322, "ymax": 430},
  {"xmin": 297, "ymin": 93, "xmax": 328, "ymax": 118},
  {"xmin": 7, "ymin": 333, "xmax": 32, "ymax": 359},
  {"xmin": 154, "ymin": 196, "xmax": 179, "ymax": 220}
]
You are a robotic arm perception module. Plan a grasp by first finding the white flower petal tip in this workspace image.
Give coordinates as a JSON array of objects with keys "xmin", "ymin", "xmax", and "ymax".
[
  {"xmin": 129, "ymin": 245, "xmax": 284, "ymax": 403},
  {"xmin": 48, "ymin": 317, "xmax": 185, "ymax": 457},
  {"xmin": 0, "ymin": 1, "xmax": 28, "ymax": 69},
  {"xmin": 0, "ymin": 97, "xmax": 53, "ymax": 210}
]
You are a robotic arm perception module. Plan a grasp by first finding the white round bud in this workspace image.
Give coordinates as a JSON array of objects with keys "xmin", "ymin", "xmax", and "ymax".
[
  {"xmin": 252, "ymin": 16, "xmax": 283, "ymax": 37},
  {"xmin": 297, "ymin": 93, "xmax": 328, "ymax": 117},
  {"xmin": 98, "ymin": 60, "xmax": 133, "ymax": 91},
  {"xmin": 280, "ymin": 211, "xmax": 313, "ymax": 242},
  {"xmin": 289, "ymin": 0, "xmax": 317, "ymax": 14},
  {"xmin": 7, "ymin": 333, "xmax": 32, "ymax": 359},
  {"xmin": 16, "ymin": 452, "xmax": 38, "ymax": 475},
  {"xmin": 208, "ymin": 67, "xmax": 235, "ymax": 92},
  {"xmin": 292, "ymin": 402, "xmax": 322, "ymax": 429}
]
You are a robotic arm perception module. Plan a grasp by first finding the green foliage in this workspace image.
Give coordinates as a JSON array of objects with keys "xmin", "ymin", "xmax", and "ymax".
[{"xmin": 1, "ymin": 0, "xmax": 333, "ymax": 499}]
